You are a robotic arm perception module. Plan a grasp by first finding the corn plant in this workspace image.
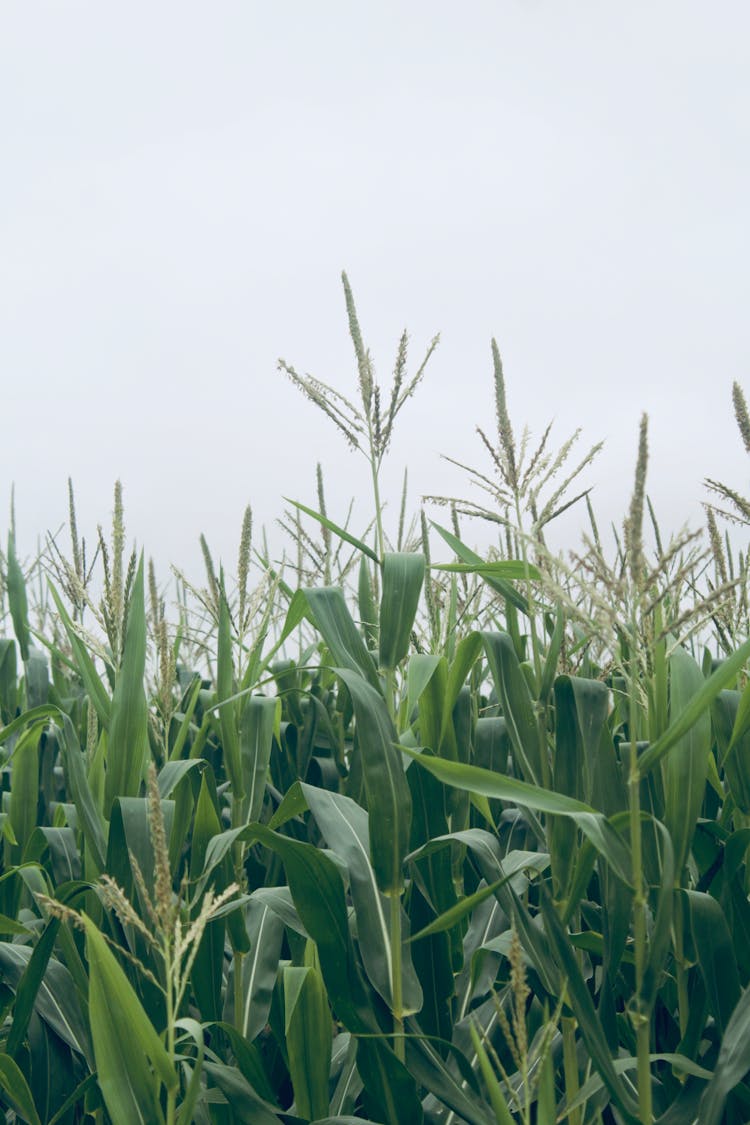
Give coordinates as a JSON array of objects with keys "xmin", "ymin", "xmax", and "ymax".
[{"xmin": 1, "ymin": 283, "xmax": 750, "ymax": 1124}]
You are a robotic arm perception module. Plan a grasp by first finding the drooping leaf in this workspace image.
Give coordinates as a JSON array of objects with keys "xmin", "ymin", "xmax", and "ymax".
[
  {"xmin": 304, "ymin": 588, "xmax": 380, "ymax": 691},
  {"xmin": 401, "ymin": 747, "xmax": 632, "ymax": 887},
  {"xmin": 284, "ymin": 964, "xmax": 332, "ymax": 1120},
  {"xmin": 302, "ymin": 783, "xmax": 422, "ymax": 1014},
  {"xmin": 0, "ymin": 1052, "xmax": 41, "ymax": 1125},
  {"xmin": 378, "ymin": 552, "xmax": 425, "ymax": 671},
  {"xmin": 81, "ymin": 913, "xmax": 176, "ymax": 1125},
  {"xmin": 335, "ymin": 669, "xmax": 412, "ymax": 896}
]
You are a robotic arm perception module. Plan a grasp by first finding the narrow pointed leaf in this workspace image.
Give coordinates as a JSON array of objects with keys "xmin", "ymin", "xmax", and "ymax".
[
  {"xmin": 0, "ymin": 1053, "xmax": 41, "ymax": 1125},
  {"xmin": 286, "ymin": 498, "xmax": 379, "ymax": 563},
  {"xmin": 81, "ymin": 914, "xmax": 175, "ymax": 1125},
  {"xmin": 104, "ymin": 556, "xmax": 149, "ymax": 812},
  {"xmin": 664, "ymin": 646, "xmax": 712, "ymax": 876},
  {"xmin": 430, "ymin": 522, "xmax": 529, "ymax": 612}
]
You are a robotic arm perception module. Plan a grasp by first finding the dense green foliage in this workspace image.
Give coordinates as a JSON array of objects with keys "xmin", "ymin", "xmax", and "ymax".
[{"xmin": 2, "ymin": 281, "xmax": 750, "ymax": 1123}]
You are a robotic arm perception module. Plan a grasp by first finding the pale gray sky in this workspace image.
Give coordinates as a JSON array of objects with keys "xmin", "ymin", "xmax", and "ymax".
[{"xmin": 2, "ymin": 2, "xmax": 748, "ymax": 580}]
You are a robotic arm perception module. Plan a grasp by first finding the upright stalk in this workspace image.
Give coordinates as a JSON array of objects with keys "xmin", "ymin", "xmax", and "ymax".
[
  {"xmin": 628, "ymin": 622, "xmax": 652, "ymax": 1124},
  {"xmin": 561, "ymin": 1015, "xmax": 581, "ymax": 1125},
  {"xmin": 231, "ymin": 797, "xmax": 246, "ymax": 1034},
  {"xmin": 390, "ymin": 892, "xmax": 405, "ymax": 1062},
  {"xmin": 164, "ymin": 944, "xmax": 177, "ymax": 1125},
  {"xmin": 513, "ymin": 496, "xmax": 551, "ymax": 790}
]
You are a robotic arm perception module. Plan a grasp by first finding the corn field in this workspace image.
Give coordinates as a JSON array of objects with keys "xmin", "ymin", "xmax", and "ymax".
[{"xmin": 2, "ymin": 277, "xmax": 750, "ymax": 1124}]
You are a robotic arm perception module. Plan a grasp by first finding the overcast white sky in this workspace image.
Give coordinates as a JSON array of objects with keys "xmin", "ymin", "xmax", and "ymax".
[{"xmin": 2, "ymin": 2, "xmax": 748, "ymax": 582}]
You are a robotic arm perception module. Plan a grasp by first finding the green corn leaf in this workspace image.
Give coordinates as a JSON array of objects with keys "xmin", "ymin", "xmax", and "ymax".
[
  {"xmin": 539, "ymin": 891, "xmax": 641, "ymax": 1123},
  {"xmin": 58, "ymin": 715, "xmax": 106, "ymax": 873},
  {"xmin": 0, "ymin": 938, "xmax": 91, "ymax": 1063},
  {"xmin": 203, "ymin": 823, "xmax": 378, "ymax": 1035},
  {"xmin": 713, "ymin": 689, "xmax": 750, "ymax": 813},
  {"xmin": 46, "ymin": 1075, "xmax": 98, "ymax": 1125},
  {"xmin": 685, "ymin": 889, "xmax": 740, "ymax": 1034},
  {"xmin": 639, "ymin": 817, "xmax": 675, "ymax": 1013},
  {"xmin": 189, "ymin": 773, "xmax": 226, "ymax": 1021},
  {"xmin": 24, "ymin": 648, "xmax": 49, "ymax": 709},
  {"xmin": 240, "ymin": 695, "xmax": 279, "ymax": 825},
  {"xmin": 304, "ymin": 587, "xmax": 381, "ymax": 691},
  {"xmin": 275, "ymin": 587, "xmax": 309, "ymax": 649},
  {"xmin": 6, "ymin": 919, "xmax": 58, "ymax": 1058},
  {"xmin": 358, "ymin": 555, "xmax": 378, "ymax": 649},
  {"xmin": 174, "ymin": 1018, "xmax": 206, "ymax": 1125},
  {"xmin": 378, "ymin": 552, "xmax": 425, "ymax": 670},
  {"xmin": 0, "ymin": 637, "xmax": 18, "ymax": 720},
  {"xmin": 539, "ymin": 606, "xmax": 565, "ymax": 704},
  {"xmin": 302, "ymin": 783, "xmax": 422, "ymax": 1014},
  {"xmin": 7, "ymin": 531, "xmax": 30, "ymax": 662},
  {"xmin": 225, "ymin": 899, "xmax": 284, "ymax": 1040},
  {"xmin": 536, "ymin": 1029, "xmax": 557, "ymax": 1125},
  {"xmin": 408, "ymin": 873, "xmax": 527, "ymax": 943},
  {"xmin": 335, "ymin": 669, "xmax": 412, "ymax": 896},
  {"xmin": 166, "ymin": 676, "xmax": 202, "ymax": 762},
  {"xmin": 285, "ymin": 497, "xmax": 380, "ymax": 563},
  {"xmin": 211, "ymin": 1021, "xmax": 278, "ymax": 1105},
  {"xmin": 407, "ymin": 886, "xmax": 453, "ymax": 1047},
  {"xmin": 104, "ymin": 556, "xmax": 149, "ymax": 813},
  {"xmin": 356, "ymin": 1036, "xmax": 424, "ymax": 1125},
  {"xmin": 106, "ymin": 795, "xmax": 175, "ymax": 907},
  {"xmin": 664, "ymin": 646, "xmax": 712, "ymax": 877},
  {"xmin": 217, "ymin": 579, "xmax": 243, "ymax": 798},
  {"xmin": 156, "ymin": 757, "xmax": 203, "ymax": 799},
  {"xmin": 433, "ymin": 560, "xmax": 540, "ymax": 580},
  {"xmin": 48, "ymin": 582, "xmax": 111, "ymax": 728},
  {"xmin": 699, "ymin": 984, "xmax": 750, "ymax": 1125},
  {"xmin": 0, "ymin": 707, "xmax": 58, "ymax": 748},
  {"xmin": 9, "ymin": 723, "xmax": 42, "ymax": 855},
  {"xmin": 442, "ymin": 632, "xmax": 483, "ymax": 738},
  {"xmin": 430, "ymin": 522, "xmax": 529, "ymax": 613},
  {"xmin": 284, "ymin": 965, "xmax": 332, "ymax": 1120},
  {"xmin": 563, "ymin": 1053, "xmax": 713, "ymax": 1118},
  {"xmin": 401, "ymin": 747, "xmax": 632, "ymax": 888},
  {"xmin": 407, "ymin": 654, "xmax": 442, "ymax": 721},
  {"xmin": 728, "ymin": 668, "xmax": 750, "ymax": 752},
  {"xmin": 483, "ymin": 632, "xmax": 545, "ymax": 786},
  {"xmin": 81, "ymin": 913, "xmax": 176, "ymax": 1125},
  {"xmin": 0, "ymin": 1053, "xmax": 41, "ymax": 1125},
  {"xmin": 469, "ymin": 1021, "xmax": 515, "ymax": 1125},
  {"xmin": 404, "ymin": 1032, "xmax": 496, "ymax": 1125},
  {"xmin": 638, "ymin": 635, "xmax": 750, "ymax": 777},
  {"xmin": 202, "ymin": 1061, "xmax": 284, "ymax": 1124},
  {"xmin": 408, "ymin": 827, "xmax": 558, "ymax": 994},
  {"xmin": 0, "ymin": 913, "xmax": 30, "ymax": 935}
]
